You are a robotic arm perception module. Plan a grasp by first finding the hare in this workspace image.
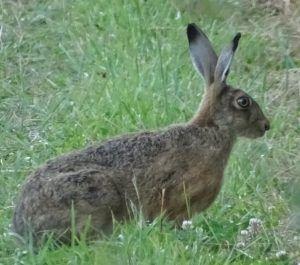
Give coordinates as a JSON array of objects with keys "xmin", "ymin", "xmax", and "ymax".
[{"xmin": 13, "ymin": 23, "xmax": 270, "ymax": 244}]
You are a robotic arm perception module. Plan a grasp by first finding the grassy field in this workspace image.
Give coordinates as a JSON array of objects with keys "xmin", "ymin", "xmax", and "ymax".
[{"xmin": 0, "ymin": 0, "xmax": 299, "ymax": 264}]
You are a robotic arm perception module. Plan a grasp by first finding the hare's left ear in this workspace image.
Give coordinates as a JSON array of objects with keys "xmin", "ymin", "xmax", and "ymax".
[
  {"xmin": 214, "ymin": 33, "xmax": 241, "ymax": 84},
  {"xmin": 187, "ymin": 23, "xmax": 218, "ymax": 87}
]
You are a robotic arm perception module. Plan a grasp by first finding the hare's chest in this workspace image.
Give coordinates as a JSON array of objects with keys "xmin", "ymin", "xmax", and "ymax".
[
  {"xmin": 162, "ymin": 165, "xmax": 223, "ymax": 219},
  {"xmin": 186, "ymin": 166, "xmax": 223, "ymax": 209},
  {"xmin": 185, "ymin": 161, "xmax": 223, "ymax": 194}
]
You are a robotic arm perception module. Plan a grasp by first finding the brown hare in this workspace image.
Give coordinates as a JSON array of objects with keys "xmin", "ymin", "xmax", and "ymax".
[{"xmin": 13, "ymin": 23, "xmax": 270, "ymax": 244}]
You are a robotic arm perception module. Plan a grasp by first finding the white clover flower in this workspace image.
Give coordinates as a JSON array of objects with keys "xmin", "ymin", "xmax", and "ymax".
[
  {"xmin": 24, "ymin": 157, "xmax": 31, "ymax": 162},
  {"xmin": 249, "ymin": 218, "xmax": 262, "ymax": 226},
  {"xmin": 240, "ymin": 230, "xmax": 249, "ymax": 236},
  {"xmin": 275, "ymin": 250, "xmax": 287, "ymax": 259},
  {"xmin": 175, "ymin": 11, "xmax": 181, "ymax": 20},
  {"xmin": 181, "ymin": 220, "xmax": 193, "ymax": 230},
  {"xmin": 117, "ymin": 234, "xmax": 124, "ymax": 241},
  {"xmin": 248, "ymin": 218, "xmax": 263, "ymax": 235},
  {"xmin": 236, "ymin": 242, "xmax": 245, "ymax": 248},
  {"xmin": 28, "ymin": 130, "xmax": 41, "ymax": 142}
]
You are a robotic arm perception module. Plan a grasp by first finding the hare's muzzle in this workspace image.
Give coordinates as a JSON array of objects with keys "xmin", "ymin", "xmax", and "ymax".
[
  {"xmin": 259, "ymin": 119, "xmax": 270, "ymax": 133},
  {"xmin": 264, "ymin": 121, "xmax": 270, "ymax": 131}
]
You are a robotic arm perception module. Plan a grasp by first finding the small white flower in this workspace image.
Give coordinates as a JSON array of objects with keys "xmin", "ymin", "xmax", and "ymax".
[
  {"xmin": 28, "ymin": 130, "xmax": 41, "ymax": 142},
  {"xmin": 240, "ymin": 230, "xmax": 249, "ymax": 236},
  {"xmin": 248, "ymin": 218, "xmax": 263, "ymax": 235},
  {"xmin": 181, "ymin": 220, "xmax": 193, "ymax": 230},
  {"xmin": 275, "ymin": 250, "xmax": 287, "ymax": 259},
  {"xmin": 175, "ymin": 11, "xmax": 181, "ymax": 20},
  {"xmin": 249, "ymin": 218, "xmax": 262, "ymax": 226},
  {"xmin": 117, "ymin": 234, "xmax": 124, "ymax": 241},
  {"xmin": 83, "ymin": 72, "xmax": 89, "ymax": 78},
  {"xmin": 236, "ymin": 242, "xmax": 245, "ymax": 248},
  {"xmin": 24, "ymin": 157, "xmax": 31, "ymax": 162}
]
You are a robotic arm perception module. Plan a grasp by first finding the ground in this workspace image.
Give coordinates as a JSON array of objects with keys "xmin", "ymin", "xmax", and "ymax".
[{"xmin": 0, "ymin": 0, "xmax": 299, "ymax": 264}]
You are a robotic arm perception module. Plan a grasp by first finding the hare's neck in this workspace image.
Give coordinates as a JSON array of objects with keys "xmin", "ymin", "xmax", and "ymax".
[
  {"xmin": 190, "ymin": 108, "xmax": 214, "ymax": 126},
  {"xmin": 190, "ymin": 94, "xmax": 216, "ymax": 127},
  {"xmin": 187, "ymin": 116, "xmax": 237, "ymax": 153}
]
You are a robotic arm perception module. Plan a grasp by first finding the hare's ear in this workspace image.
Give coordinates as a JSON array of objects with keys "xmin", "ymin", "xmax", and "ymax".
[
  {"xmin": 187, "ymin": 23, "xmax": 217, "ymax": 87},
  {"xmin": 214, "ymin": 32, "xmax": 241, "ymax": 84}
]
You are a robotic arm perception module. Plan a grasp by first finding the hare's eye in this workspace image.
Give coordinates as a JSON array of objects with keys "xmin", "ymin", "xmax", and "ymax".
[{"xmin": 237, "ymin": 96, "xmax": 251, "ymax": 108}]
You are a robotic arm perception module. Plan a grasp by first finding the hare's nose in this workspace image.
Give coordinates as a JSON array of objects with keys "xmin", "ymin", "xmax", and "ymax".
[{"xmin": 263, "ymin": 120, "xmax": 270, "ymax": 131}]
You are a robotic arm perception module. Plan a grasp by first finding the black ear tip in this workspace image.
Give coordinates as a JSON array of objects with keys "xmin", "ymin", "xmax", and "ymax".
[
  {"xmin": 187, "ymin": 23, "xmax": 199, "ymax": 42},
  {"xmin": 235, "ymin": 32, "xmax": 242, "ymax": 41},
  {"xmin": 232, "ymin": 32, "xmax": 241, "ymax": 51}
]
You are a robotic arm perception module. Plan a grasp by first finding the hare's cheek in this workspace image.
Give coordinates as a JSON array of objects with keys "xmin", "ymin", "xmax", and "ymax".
[
  {"xmin": 233, "ymin": 113, "xmax": 248, "ymax": 129},
  {"xmin": 249, "ymin": 110, "xmax": 259, "ymax": 123}
]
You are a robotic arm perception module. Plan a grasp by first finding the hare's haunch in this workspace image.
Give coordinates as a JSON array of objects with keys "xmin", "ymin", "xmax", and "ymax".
[{"xmin": 13, "ymin": 24, "xmax": 270, "ymax": 244}]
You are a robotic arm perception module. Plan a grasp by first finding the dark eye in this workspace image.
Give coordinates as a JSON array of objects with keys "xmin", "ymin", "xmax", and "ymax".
[{"xmin": 237, "ymin": 96, "xmax": 251, "ymax": 108}]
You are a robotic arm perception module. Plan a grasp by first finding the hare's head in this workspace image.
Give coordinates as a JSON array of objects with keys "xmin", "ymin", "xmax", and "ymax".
[{"xmin": 187, "ymin": 23, "xmax": 270, "ymax": 139}]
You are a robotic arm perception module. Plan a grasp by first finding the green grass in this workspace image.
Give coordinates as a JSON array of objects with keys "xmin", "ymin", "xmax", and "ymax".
[{"xmin": 0, "ymin": 0, "xmax": 299, "ymax": 264}]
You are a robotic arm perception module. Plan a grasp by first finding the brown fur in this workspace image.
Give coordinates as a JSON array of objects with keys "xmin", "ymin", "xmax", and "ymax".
[{"xmin": 12, "ymin": 24, "xmax": 270, "ymax": 245}]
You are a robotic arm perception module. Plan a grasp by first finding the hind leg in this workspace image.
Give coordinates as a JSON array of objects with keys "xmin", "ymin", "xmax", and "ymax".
[{"xmin": 13, "ymin": 169, "xmax": 125, "ymax": 245}]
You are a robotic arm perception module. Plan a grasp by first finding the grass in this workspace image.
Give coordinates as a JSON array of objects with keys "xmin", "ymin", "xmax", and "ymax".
[{"xmin": 0, "ymin": 0, "xmax": 299, "ymax": 264}]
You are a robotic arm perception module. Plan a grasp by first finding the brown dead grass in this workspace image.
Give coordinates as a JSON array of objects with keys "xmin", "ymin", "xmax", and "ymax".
[
  {"xmin": 252, "ymin": 0, "xmax": 300, "ymax": 59},
  {"xmin": 266, "ymin": 68, "xmax": 299, "ymax": 109},
  {"xmin": 256, "ymin": 0, "xmax": 293, "ymax": 15}
]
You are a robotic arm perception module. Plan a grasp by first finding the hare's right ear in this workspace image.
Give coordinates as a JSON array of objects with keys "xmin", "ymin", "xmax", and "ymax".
[{"xmin": 187, "ymin": 23, "xmax": 218, "ymax": 87}]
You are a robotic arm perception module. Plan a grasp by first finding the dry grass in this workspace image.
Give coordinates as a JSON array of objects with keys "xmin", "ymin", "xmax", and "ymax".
[{"xmin": 251, "ymin": 0, "xmax": 300, "ymax": 59}]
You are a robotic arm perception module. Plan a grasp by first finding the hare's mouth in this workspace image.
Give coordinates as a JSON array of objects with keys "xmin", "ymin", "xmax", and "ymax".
[
  {"xmin": 256, "ymin": 126, "xmax": 268, "ymax": 138},
  {"xmin": 242, "ymin": 124, "xmax": 266, "ymax": 139},
  {"xmin": 257, "ymin": 120, "xmax": 270, "ymax": 136},
  {"xmin": 247, "ymin": 119, "xmax": 268, "ymax": 138},
  {"xmin": 258, "ymin": 129, "xmax": 266, "ymax": 137}
]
